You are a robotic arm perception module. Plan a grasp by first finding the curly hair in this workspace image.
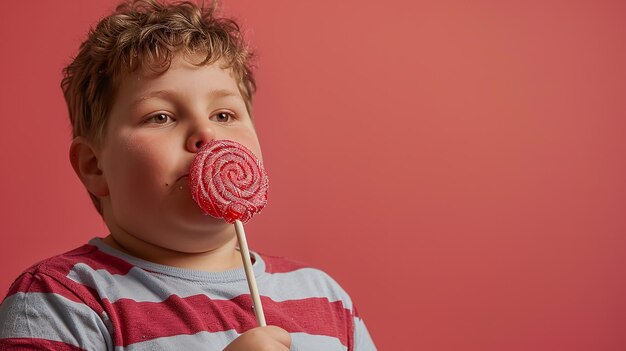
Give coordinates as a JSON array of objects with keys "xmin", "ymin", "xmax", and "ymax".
[{"xmin": 61, "ymin": 0, "xmax": 256, "ymax": 214}]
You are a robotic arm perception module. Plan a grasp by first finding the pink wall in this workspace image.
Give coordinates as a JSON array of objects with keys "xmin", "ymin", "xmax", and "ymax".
[{"xmin": 1, "ymin": 0, "xmax": 625, "ymax": 349}]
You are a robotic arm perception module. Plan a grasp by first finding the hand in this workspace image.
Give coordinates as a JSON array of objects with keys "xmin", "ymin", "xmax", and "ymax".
[{"xmin": 224, "ymin": 326, "xmax": 291, "ymax": 351}]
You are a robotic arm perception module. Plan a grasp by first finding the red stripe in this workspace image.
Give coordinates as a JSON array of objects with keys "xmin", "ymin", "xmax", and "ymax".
[
  {"xmin": 104, "ymin": 294, "xmax": 352, "ymax": 347},
  {"xmin": 353, "ymin": 303, "xmax": 361, "ymax": 318},
  {"xmin": 9, "ymin": 244, "xmax": 132, "ymax": 283},
  {"xmin": 348, "ymin": 307, "xmax": 355, "ymax": 351},
  {"xmin": 5, "ymin": 243, "xmax": 133, "ymax": 304},
  {"xmin": 64, "ymin": 244, "xmax": 134, "ymax": 275},
  {"xmin": 261, "ymin": 254, "xmax": 309, "ymax": 273},
  {"xmin": 0, "ymin": 338, "xmax": 85, "ymax": 351}
]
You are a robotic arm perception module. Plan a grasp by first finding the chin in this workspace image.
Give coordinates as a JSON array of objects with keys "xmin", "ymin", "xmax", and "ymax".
[
  {"xmin": 159, "ymin": 224, "xmax": 235, "ymax": 254},
  {"xmin": 166, "ymin": 209, "xmax": 231, "ymax": 233}
]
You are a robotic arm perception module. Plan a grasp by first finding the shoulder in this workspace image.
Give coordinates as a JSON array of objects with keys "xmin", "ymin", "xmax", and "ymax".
[
  {"xmin": 2, "ymin": 242, "xmax": 132, "ymax": 306},
  {"xmin": 256, "ymin": 254, "xmax": 374, "ymax": 349},
  {"xmin": 258, "ymin": 253, "xmax": 355, "ymax": 308},
  {"xmin": 12, "ymin": 242, "xmax": 129, "ymax": 278},
  {"xmin": 259, "ymin": 253, "xmax": 311, "ymax": 273},
  {"xmin": 259, "ymin": 253, "xmax": 335, "ymax": 284},
  {"xmin": 0, "ymin": 244, "xmax": 113, "ymax": 348}
]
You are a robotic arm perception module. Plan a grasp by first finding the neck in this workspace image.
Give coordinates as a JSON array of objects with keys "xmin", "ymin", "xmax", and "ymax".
[{"xmin": 102, "ymin": 228, "xmax": 244, "ymax": 272}]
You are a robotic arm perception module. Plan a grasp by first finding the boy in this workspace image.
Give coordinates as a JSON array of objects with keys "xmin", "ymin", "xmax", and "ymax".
[{"xmin": 0, "ymin": 0, "xmax": 376, "ymax": 350}]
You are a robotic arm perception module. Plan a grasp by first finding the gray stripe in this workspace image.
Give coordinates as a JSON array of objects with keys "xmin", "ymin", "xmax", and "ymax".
[
  {"xmin": 291, "ymin": 332, "xmax": 348, "ymax": 351},
  {"xmin": 67, "ymin": 263, "xmax": 353, "ymax": 310},
  {"xmin": 113, "ymin": 330, "xmax": 346, "ymax": 351},
  {"xmin": 264, "ymin": 269, "xmax": 353, "ymax": 310},
  {"xmin": 0, "ymin": 292, "xmax": 113, "ymax": 351},
  {"xmin": 354, "ymin": 317, "xmax": 377, "ymax": 351},
  {"xmin": 116, "ymin": 330, "xmax": 238, "ymax": 351}
]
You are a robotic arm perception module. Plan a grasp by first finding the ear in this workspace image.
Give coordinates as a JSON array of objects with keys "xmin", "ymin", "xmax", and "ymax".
[{"xmin": 69, "ymin": 136, "xmax": 109, "ymax": 197}]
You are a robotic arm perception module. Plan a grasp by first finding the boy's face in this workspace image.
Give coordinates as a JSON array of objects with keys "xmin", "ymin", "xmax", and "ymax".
[{"xmin": 96, "ymin": 55, "xmax": 262, "ymax": 252}]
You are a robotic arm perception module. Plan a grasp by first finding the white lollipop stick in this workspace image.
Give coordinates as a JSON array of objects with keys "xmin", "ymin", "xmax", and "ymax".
[{"xmin": 234, "ymin": 219, "xmax": 266, "ymax": 327}]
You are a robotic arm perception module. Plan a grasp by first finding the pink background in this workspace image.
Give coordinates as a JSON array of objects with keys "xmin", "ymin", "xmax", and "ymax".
[{"xmin": 1, "ymin": 0, "xmax": 625, "ymax": 349}]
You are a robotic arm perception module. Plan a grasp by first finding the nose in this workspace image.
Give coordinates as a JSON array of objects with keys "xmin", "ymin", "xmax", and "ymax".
[{"xmin": 186, "ymin": 124, "xmax": 216, "ymax": 153}]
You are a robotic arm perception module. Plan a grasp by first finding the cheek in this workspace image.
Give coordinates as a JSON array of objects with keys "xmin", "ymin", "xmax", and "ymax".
[
  {"xmin": 251, "ymin": 143, "xmax": 263, "ymax": 164},
  {"xmin": 229, "ymin": 129, "xmax": 263, "ymax": 162},
  {"xmin": 240, "ymin": 136, "xmax": 262, "ymax": 160},
  {"xmin": 106, "ymin": 138, "xmax": 172, "ymax": 189}
]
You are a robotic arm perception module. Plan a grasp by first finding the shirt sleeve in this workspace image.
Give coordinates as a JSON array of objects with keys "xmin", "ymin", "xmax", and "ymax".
[
  {"xmin": 353, "ymin": 313, "xmax": 377, "ymax": 351},
  {"xmin": 0, "ymin": 271, "xmax": 112, "ymax": 351}
]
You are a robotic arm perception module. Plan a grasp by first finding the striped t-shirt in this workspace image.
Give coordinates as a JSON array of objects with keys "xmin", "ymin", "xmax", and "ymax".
[{"xmin": 0, "ymin": 238, "xmax": 376, "ymax": 350}]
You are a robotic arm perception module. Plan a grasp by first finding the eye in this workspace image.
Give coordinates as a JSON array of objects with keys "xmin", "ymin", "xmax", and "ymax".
[
  {"xmin": 146, "ymin": 113, "xmax": 174, "ymax": 125},
  {"xmin": 212, "ymin": 111, "xmax": 235, "ymax": 123}
]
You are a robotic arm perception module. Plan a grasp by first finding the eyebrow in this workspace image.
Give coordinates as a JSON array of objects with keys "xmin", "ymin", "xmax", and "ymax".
[
  {"xmin": 130, "ymin": 88, "xmax": 241, "ymax": 108},
  {"xmin": 208, "ymin": 89, "xmax": 241, "ymax": 99}
]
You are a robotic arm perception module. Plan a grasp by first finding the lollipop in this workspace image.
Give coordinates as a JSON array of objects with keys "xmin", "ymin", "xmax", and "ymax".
[
  {"xmin": 189, "ymin": 139, "xmax": 269, "ymax": 223},
  {"xmin": 188, "ymin": 139, "xmax": 268, "ymax": 326}
]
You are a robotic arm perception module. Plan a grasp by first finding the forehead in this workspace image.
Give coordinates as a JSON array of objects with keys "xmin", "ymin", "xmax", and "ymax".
[{"xmin": 117, "ymin": 55, "xmax": 241, "ymax": 96}]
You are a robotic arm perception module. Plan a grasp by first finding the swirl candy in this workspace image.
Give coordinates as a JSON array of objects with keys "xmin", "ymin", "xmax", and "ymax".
[
  {"xmin": 189, "ymin": 139, "xmax": 269, "ymax": 326},
  {"xmin": 189, "ymin": 139, "xmax": 269, "ymax": 224}
]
